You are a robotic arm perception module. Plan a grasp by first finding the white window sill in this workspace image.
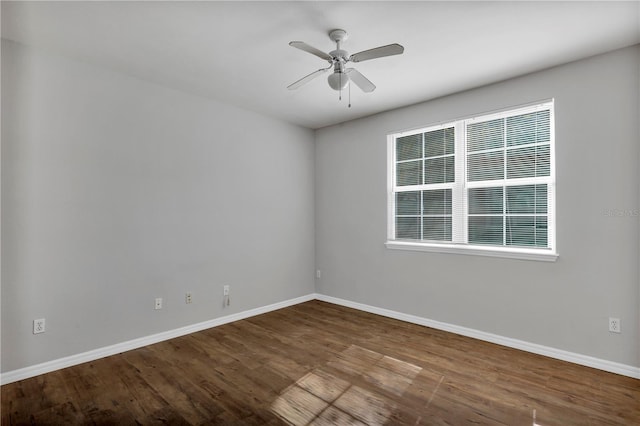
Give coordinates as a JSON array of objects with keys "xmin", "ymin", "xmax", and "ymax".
[{"xmin": 385, "ymin": 241, "xmax": 558, "ymax": 262}]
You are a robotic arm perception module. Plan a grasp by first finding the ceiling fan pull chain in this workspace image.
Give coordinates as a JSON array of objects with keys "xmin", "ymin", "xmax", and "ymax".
[{"xmin": 348, "ymin": 80, "xmax": 351, "ymax": 108}]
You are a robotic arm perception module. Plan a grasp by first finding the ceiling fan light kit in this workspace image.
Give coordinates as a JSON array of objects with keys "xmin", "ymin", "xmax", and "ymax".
[
  {"xmin": 288, "ymin": 29, "xmax": 404, "ymax": 105},
  {"xmin": 327, "ymin": 72, "xmax": 349, "ymax": 91}
]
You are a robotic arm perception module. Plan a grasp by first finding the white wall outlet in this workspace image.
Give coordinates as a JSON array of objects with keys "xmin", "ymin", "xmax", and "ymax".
[
  {"xmin": 609, "ymin": 317, "xmax": 621, "ymax": 333},
  {"xmin": 155, "ymin": 297, "xmax": 163, "ymax": 310},
  {"xmin": 316, "ymin": 269, "xmax": 321, "ymax": 279},
  {"xmin": 223, "ymin": 285, "xmax": 229, "ymax": 296},
  {"xmin": 33, "ymin": 318, "xmax": 45, "ymax": 334},
  {"xmin": 185, "ymin": 292, "xmax": 193, "ymax": 304}
]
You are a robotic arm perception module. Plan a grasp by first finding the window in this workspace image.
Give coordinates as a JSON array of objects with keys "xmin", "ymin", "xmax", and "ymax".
[{"xmin": 387, "ymin": 101, "xmax": 557, "ymax": 261}]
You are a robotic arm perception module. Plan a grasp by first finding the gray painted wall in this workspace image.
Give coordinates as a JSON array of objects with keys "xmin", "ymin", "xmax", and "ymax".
[
  {"xmin": 315, "ymin": 45, "xmax": 640, "ymax": 367},
  {"xmin": 1, "ymin": 40, "xmax": 316, "ymax": 372}
]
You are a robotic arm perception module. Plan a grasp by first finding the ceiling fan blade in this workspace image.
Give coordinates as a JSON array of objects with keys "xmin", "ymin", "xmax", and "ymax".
[
  {"xmin": 349, "ymin": 43, "xmax": 404, "ymax": 63},
  {"xmin": 287, "ymin": 68, "xmax": 329, "ymax": 90},
  {"xmin": 346, "ymin": 68, "xmax": 376, "ymax": 93},
  {"xmin": 289, "ymin": 41, "xmax": 333, "ymax": 62}
]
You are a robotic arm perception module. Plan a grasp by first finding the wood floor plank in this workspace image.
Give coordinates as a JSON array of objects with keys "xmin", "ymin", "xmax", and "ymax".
[
  {"xmin": 2, "ymin": 300, "xmax": 639, "ymax": 425},
  {"xmin": 123, "ymin": 348, "xmax": 225, "ymax": 424}
]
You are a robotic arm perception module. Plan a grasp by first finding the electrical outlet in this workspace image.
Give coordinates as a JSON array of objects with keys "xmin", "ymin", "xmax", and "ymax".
[
  {"xmin": 223, "ymin": 285, "xmax": 229, "ymax": 296},
  {"xmin": 185, "ymin": 292, "xmax": 193, "ymax": 304},
  {"xmin": 609, "ymin": 317, "xmax": 621, "ymax": 333},
  {"xmin": 33, "ymin": 318, "xmax": 45, "ymax": 334},
  {"xmin": 155, "ymin": 297, "xmax": 163, "ymax": 310},
  {"xmin": 316, "ymin": 270, "xmax": 321, "ymax": 279}
]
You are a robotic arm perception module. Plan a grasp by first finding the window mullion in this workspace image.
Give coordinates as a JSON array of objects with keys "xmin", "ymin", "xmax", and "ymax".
[
  {"xmin": 421, "ymin": 132, "xmax": 425, "ymax": 241},
  {"xmin": 452, "ymin": 121, "xmax": 466, "ymax": 244},
  {"xmin": 502, "ymin": 117, "xmax": 507, "ymax": 246}
]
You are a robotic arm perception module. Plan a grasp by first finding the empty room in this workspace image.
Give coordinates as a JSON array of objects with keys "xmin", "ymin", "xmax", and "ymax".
[{"xmin": 1, "ymin": 1, "xmax": 639, "ymax": 425}]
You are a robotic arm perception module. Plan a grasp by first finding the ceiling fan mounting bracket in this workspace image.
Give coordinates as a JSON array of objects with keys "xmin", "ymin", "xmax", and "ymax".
[{"xmin": 329, "ymin": 29, "xmax": 348, "ymax": 43}]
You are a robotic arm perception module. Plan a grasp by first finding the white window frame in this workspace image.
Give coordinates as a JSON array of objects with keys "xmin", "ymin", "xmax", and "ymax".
[{"xmin": 386, "ymin": 101, "xmax": 558, "ymax": 262}]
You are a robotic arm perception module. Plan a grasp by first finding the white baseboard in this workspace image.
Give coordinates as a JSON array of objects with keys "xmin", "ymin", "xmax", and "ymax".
[
  {"xmin": 3, "ymin": 292, "xmax": 638, "ymax": 384},
  {"xmin": 314, "ymin": 294, "xmax": 640, "ymax": 379},
  {"xmin": 0, "ymin": 293, "xmax": 315, "ymax": 385}
]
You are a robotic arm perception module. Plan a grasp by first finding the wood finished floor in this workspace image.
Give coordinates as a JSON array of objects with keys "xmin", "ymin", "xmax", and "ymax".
[{"xmin": 2, "ymin": 300, "xmax": 639, "ymax": 425}]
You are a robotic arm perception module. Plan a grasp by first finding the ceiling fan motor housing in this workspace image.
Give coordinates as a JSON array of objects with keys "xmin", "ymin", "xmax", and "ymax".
[{"xmin": 329, "ymin": 49, "xmax": 349, "ymax": 62}]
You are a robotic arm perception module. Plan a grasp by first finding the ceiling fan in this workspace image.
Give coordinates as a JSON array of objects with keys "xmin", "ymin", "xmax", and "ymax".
[{"xmin": 288, "ymin": 29, "xmax": 404, "ymax": 96}]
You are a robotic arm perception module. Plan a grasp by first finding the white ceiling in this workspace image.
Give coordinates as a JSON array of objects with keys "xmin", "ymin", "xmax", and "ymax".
[{"xmin": 2, "ymin": 1, "xmax": 639, "ymax": 129}]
